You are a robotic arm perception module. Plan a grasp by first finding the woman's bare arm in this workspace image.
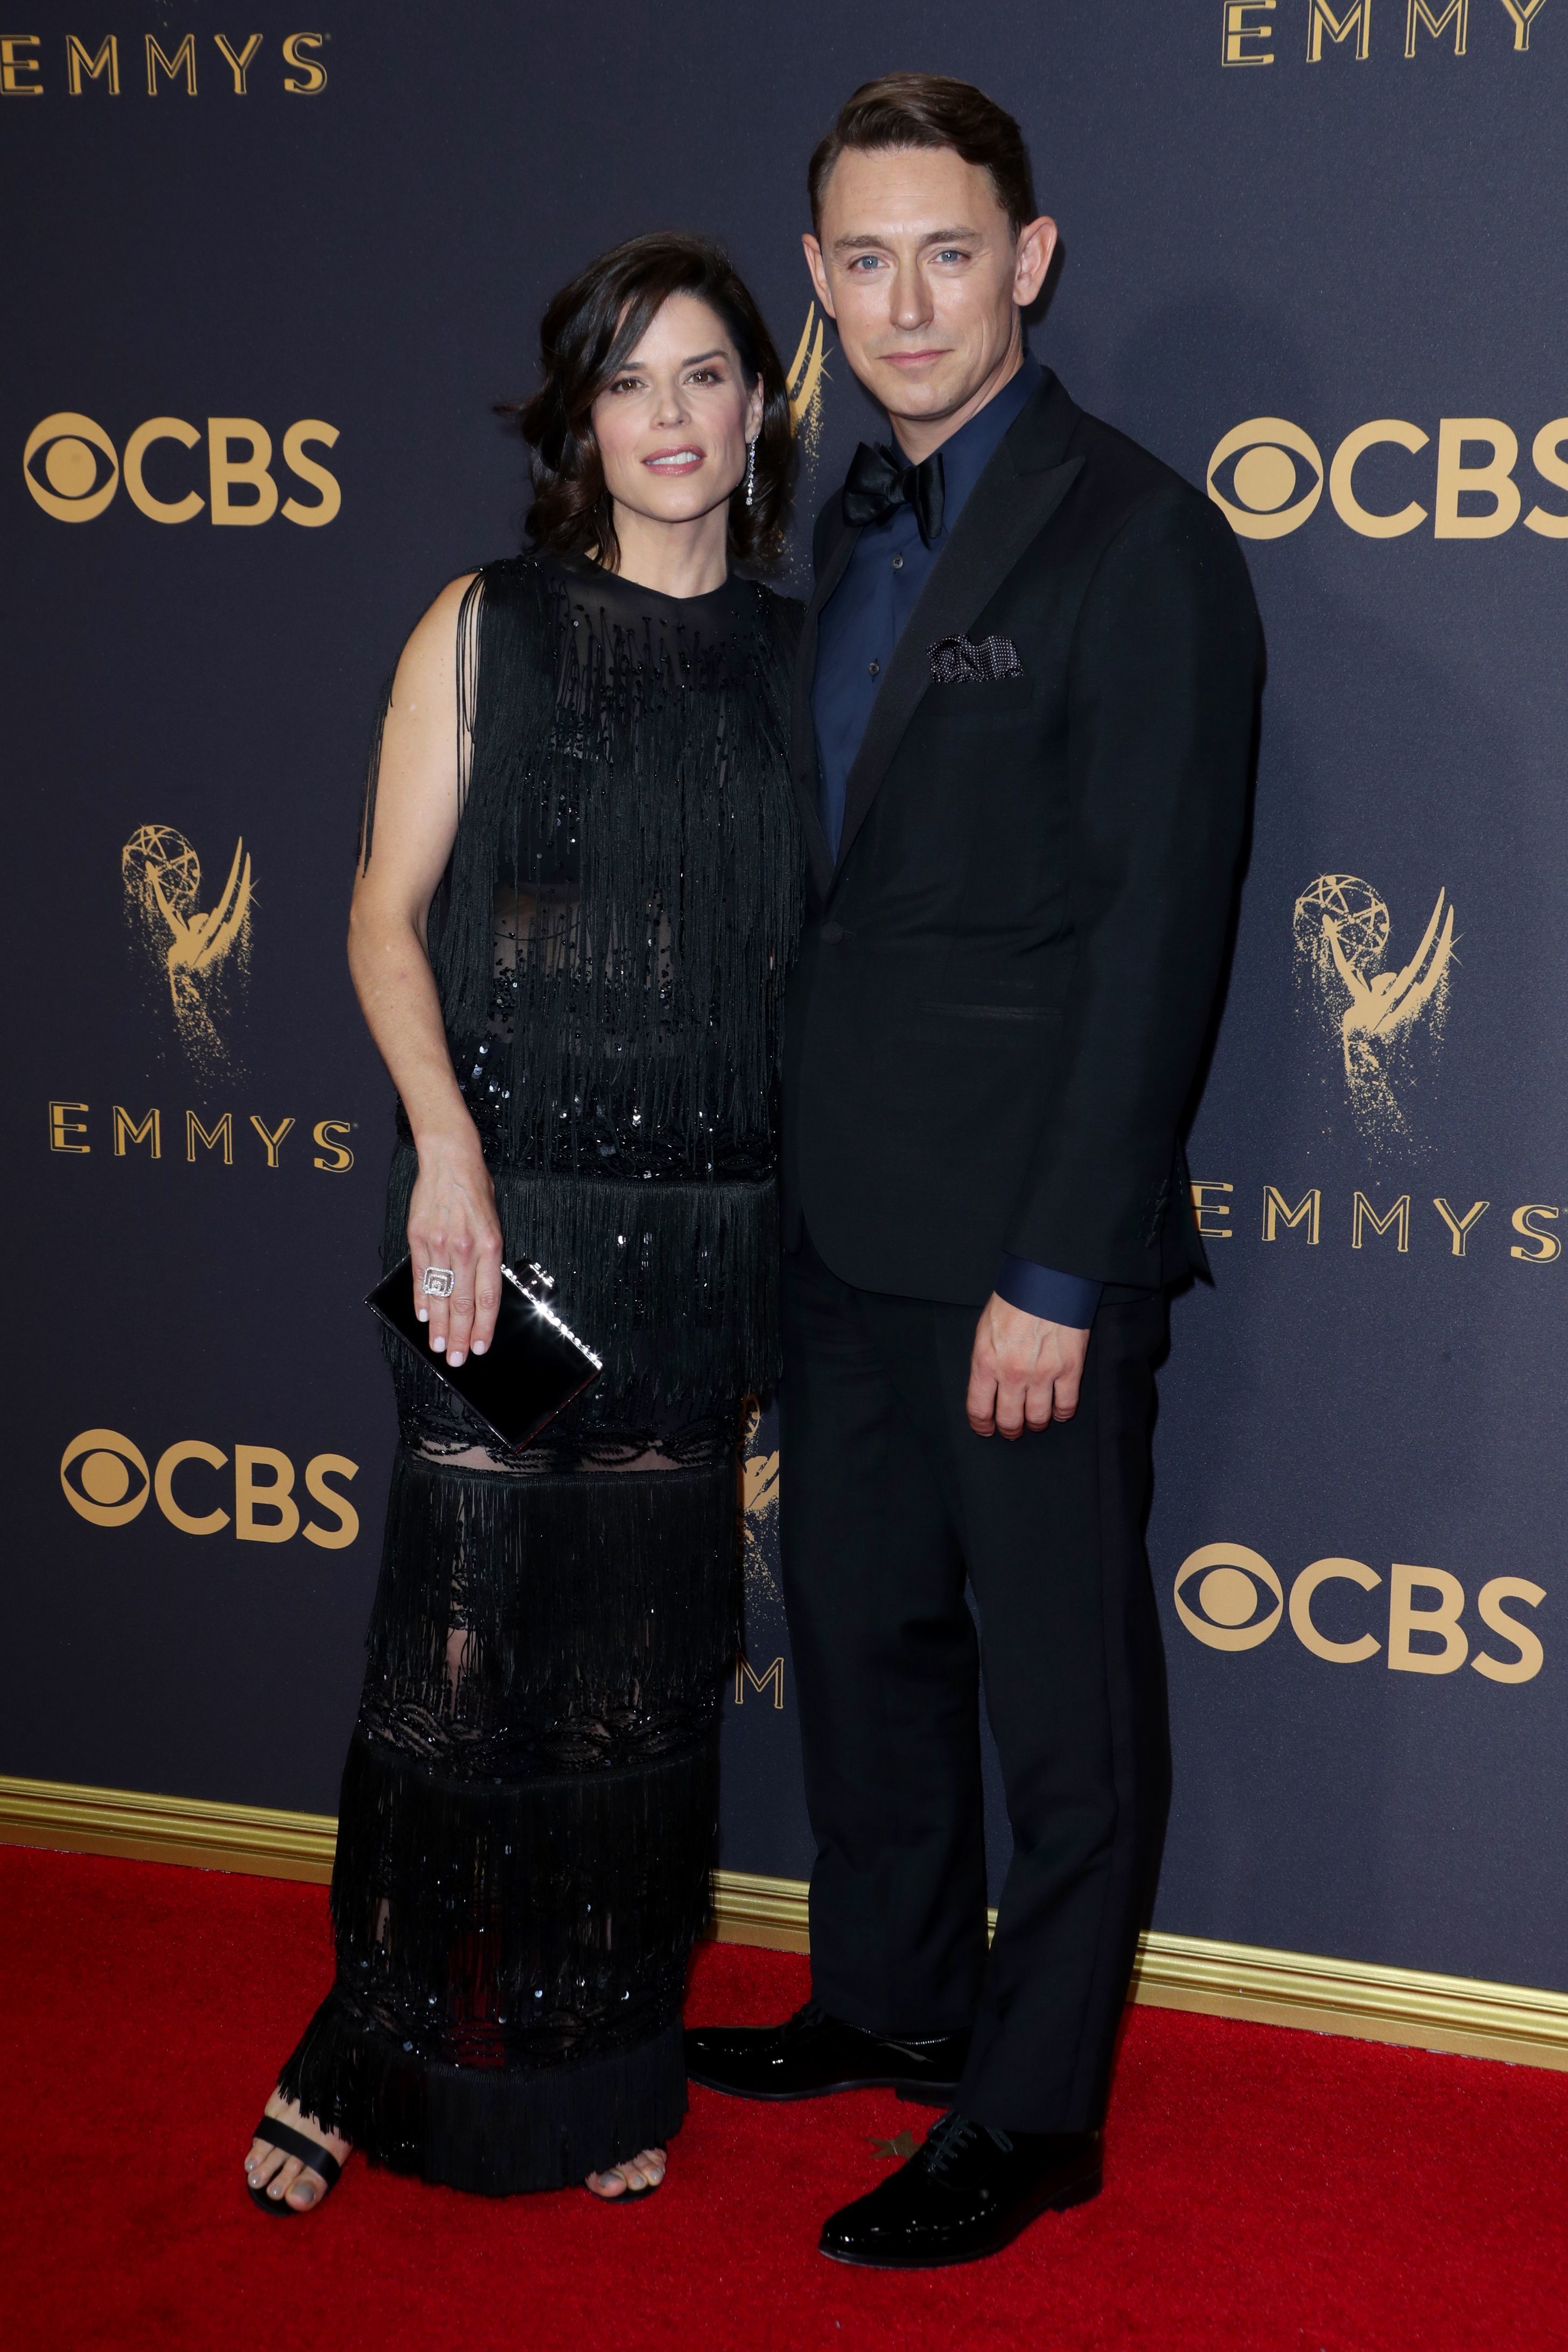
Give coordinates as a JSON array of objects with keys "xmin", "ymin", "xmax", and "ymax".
[{"xmin": 346, "ymin": 573, "xmax": 502, "ymax": 1367}]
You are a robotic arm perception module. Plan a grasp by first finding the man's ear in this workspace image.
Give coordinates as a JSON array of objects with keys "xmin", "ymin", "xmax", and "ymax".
[
  {"xmin": 802, "ymin": 232, "xmax": 836, "ymax": 319},
  {"xmin": 1013, "ymin": 216, "xmax": 1059, "ymax": 309}
]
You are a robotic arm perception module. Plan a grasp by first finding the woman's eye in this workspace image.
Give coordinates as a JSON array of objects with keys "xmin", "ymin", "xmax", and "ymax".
[
  {"xmin": 610, "ymin": 377, "xmax": 643, "ymax": 395},
  {"xmin": 687, "ymin": 369, "xmax": 721, "ymax": 384}
]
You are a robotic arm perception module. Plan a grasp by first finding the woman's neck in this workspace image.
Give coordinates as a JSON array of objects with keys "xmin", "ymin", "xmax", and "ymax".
[{"xmin": 597, "ymin": 500, "xmax": 730, "ymax": 599}]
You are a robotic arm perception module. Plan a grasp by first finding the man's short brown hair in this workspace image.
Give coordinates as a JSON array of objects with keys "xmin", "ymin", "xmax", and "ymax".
[{"xmin": 807, "ymin": 73, "xmax": 1038, "ymax": 236}]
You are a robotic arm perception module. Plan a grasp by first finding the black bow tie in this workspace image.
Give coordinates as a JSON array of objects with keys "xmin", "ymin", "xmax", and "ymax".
[{"xmin": 843, "ymin": 442, "xmax": 946, "ymax": 546}]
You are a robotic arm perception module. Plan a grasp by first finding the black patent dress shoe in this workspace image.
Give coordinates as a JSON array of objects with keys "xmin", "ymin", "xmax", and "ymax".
[
  {"xmin": 819, "ymin": 2109, "xmax": 1103, "ymax": 2269},
  {"xmin": 684, "ymin": 2000, "xmax": 969, "ymax": 2103}
]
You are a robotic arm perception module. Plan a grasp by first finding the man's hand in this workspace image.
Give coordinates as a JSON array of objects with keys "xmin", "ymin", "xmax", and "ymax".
[{"xmin": 967, "ymin": 1294, "xmax": 1090, "ymax": 1439}]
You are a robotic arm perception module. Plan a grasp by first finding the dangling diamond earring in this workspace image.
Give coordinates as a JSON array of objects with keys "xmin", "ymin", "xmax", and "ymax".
[{"xmin": 744, "ymin": 435, "xmax": 757, "ymax": 508}]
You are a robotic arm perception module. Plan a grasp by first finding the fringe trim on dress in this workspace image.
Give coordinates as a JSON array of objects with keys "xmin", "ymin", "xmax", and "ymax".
[
  {"xmin": 361, "ymin": 1446, "xmax": 743, "ymax": 1762},
  {"xmin": 278, "ymin": 1732, "xmax": 718, "ymax": 2188},
  {"xmin": 281, "ymin": 1994, "xmax": 688, "ymax": 2194},
  {"xmin": 382, "ymin": 1144, "xmax": 779, "ymax": 1438},
  {"xmin": 310, "ymin": 551, "xmax": 799, "ymax": 2196},
  {"xmin": 426, "ymin": 557, "xmax": 802, "ymax": 1179}
]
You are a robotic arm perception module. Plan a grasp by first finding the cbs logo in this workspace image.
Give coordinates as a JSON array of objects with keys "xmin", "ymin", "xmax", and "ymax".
[
  {"xmin": 1174, "ymin": 1543, "xmax": 1544, "ymax": 1683},
  {"xmin": 23, "ymin": 412, "xmax": 340, "ymax": 527},
  {"xmin": 60, "ymin": 1427, "xmax": 359, "ymax": 1547},
  {"xmin": 1207, "ymin": 415, "xmax": 1568, "ymax": 542}
]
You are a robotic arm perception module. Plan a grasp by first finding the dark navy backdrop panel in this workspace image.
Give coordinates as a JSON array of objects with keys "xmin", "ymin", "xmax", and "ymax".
[{"xmin": 4, "ymin": 1, "xmax": 1563, "ymax": 1990}]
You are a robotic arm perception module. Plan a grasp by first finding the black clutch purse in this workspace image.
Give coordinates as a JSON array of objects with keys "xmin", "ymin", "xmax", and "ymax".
[{"xmin": 367, "ymin": 1255, "xmax": 603, "ymax": 1452}]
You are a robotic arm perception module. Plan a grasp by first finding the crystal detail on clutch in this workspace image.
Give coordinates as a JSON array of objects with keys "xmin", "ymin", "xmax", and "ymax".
[{"xmin": 501, "ymin": 1259, "xmax": 604, "ymax": 1371}]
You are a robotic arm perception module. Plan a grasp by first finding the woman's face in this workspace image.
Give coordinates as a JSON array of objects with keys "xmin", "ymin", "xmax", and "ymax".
[{"xmin": 591, "ymin": 292, "xmax": 763, "ymax": 536}]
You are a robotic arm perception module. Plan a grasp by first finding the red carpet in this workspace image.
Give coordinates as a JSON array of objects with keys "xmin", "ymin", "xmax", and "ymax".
[{"xmin": 3, "ymin": 1847, "xmax": 1566, "ymax": 2351}]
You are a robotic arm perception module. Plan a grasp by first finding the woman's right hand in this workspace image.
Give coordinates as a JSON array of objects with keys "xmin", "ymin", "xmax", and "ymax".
[{"xmin": 407, "ymin": 1124, "xmax": 503, "ymax": 1368}]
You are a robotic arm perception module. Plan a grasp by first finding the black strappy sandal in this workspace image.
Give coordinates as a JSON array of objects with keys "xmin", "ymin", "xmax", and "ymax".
[{"xmin": 246, "ymin": 2116, "xmax": 344, "ymax": 2216}]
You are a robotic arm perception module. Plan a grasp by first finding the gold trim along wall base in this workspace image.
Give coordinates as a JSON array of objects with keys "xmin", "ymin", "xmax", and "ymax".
[{"xmin": 5, "ymin": 1774, "xmax": 1566, "ymax": 2074}]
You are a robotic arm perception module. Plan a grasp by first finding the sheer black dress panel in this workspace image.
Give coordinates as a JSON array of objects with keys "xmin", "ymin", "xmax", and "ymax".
[{"xmin": 279, "ymin": 553, "xmax": 802, "ymax": 2191}]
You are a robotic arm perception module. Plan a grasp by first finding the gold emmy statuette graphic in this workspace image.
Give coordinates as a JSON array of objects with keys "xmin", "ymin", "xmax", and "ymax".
[
  {"xmin": 740, "ymin": 1404, "xmax": 781, "ymax": 1612},
  {"xmin": 1293, "ymin": 873, "xmax": 1457, "ymax": 1147},
  {"xmin": 787, "ymin": 305, "xmax": 828, "ymax": 457},
  {"xmin": 122, "ymin": 824, "xmax": 254, "ymax": 1074}
]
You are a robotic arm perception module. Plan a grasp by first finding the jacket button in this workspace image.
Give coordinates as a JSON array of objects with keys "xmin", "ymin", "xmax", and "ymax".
[{"xmin": 821, "ymin": 921, "xmax": 845, "ymax": 943}]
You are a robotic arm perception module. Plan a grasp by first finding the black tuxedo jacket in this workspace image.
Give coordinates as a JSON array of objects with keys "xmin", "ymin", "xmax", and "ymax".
[{"xmin": 781, "ymin": 367, "xmax": 1263, "ymax": 1303}]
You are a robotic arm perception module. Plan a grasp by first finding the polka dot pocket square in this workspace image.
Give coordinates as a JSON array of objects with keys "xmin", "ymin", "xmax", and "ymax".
[{"xmin": 928, "ymin": 632, "xmax": 1026, "ymax": 685}]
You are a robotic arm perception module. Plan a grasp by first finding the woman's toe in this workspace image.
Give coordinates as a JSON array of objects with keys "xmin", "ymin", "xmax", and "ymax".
[
  {"xmin": 286, "ymin": 2168, "xmax": 324, "ymax": 2210},
  {"xmin": 267, "ymin": 2155, "xmax": 302, "ymax": 2202}
]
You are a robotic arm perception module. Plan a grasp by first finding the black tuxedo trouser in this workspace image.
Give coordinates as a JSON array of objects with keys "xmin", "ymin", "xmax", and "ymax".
[{"xmin": 779, "ymin": 1230, "xmax": 1172, "ymax": 2134}]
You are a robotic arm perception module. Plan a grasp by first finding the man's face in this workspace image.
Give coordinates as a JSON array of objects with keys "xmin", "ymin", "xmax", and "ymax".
[{"xmin": 803, "ymin": 144, "xmax": 1056, "ymax": 453}]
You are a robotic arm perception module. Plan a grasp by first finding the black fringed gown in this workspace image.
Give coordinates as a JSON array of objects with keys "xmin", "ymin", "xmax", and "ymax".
[{"xmin": 280, "ymin": 551, "xmax": 801, "ymax": 2192}]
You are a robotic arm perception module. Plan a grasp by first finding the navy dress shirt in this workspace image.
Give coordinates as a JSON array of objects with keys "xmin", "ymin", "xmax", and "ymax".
[{"xmin": 812, "ymin": 356, "xmax": 1103, "ymax": 1332}]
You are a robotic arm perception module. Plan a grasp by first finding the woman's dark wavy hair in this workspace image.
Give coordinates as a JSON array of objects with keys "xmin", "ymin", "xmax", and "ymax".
[{"xmin": 509, "ymin": 232, "xmax": 795, "ymax": 574}]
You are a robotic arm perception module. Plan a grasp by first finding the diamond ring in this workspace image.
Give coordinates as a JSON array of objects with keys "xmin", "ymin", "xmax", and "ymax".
[{"xmin": 422, "ymin": 1266, "xmax": 456, "ymax": 1298}]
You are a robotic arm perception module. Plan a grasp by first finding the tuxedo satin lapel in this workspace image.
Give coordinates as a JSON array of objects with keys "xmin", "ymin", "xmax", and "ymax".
[
  {"xmin": 831, "ymin": 441, "xmax": 1084, "ymax": 881},
  {"xmin": 792, "ymin": 515, "xmax": 858, "ymax": 899}
]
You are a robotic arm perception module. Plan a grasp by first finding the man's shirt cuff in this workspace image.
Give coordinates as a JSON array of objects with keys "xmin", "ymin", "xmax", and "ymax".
[{"xmin": 995, "ymin": 1255, "xmax": 1102, "ymax": 1331}]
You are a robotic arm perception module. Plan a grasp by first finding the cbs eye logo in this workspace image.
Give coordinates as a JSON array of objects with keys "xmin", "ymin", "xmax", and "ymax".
[
  {"xmin": 24, "ymin": 412, "xmax": 122, "ymax": 521},
  {"xmin": 1172, "ymin": 1541, "xmax": 1545, "ymax": 1682},
  {"xmin": 60, "ymin": 1427, "xmax": 151, "ymax": 1527},
  {"xmin": 1173, "ymin": 1542, "xmax": 1284, "ymax": 1649},
  {"xmin": 60, "ymin": 1426, "xmax": 359, "ymax": 1546},
  {"xmin": 23, "ymin": 412, "xmax": 340, "ymax": 527},
  {"xmin": 1209, "ymin": 411, "xmax": 1568, "ymax": 541},
  {"xmin": 1206, "ymin": 419, "xmax": 1324, "ymax": 540}
]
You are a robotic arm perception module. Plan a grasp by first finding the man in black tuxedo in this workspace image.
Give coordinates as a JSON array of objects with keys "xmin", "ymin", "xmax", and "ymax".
[{"xmin": 688, "ymin": 74, "xmax": 1261, "ymax": 2266}]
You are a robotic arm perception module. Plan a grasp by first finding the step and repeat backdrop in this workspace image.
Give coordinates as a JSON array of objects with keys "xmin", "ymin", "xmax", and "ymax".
[{"xmin": 6, "ymin": 2, "xmax": 1565, "ymax": 1994}]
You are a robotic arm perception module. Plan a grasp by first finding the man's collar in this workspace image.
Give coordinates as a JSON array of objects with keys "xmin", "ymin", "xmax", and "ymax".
[{"xmin": 891, "ymin": 353, "xmax": 1044, "ymax": 527}]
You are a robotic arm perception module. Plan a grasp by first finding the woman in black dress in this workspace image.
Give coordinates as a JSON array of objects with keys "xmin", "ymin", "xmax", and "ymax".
[{"xmin": 242, "ymin": 233, "xmax": 801, "ymax": 2208}]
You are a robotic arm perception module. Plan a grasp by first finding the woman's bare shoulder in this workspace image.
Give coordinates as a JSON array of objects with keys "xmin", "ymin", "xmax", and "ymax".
[
  {"xmin": 386, "ymin": 573, "xmax": 483, "ymax": 710},
  {"xmin": 405, "ymin": 570, "xmax": 481, "ymax": 651}
]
